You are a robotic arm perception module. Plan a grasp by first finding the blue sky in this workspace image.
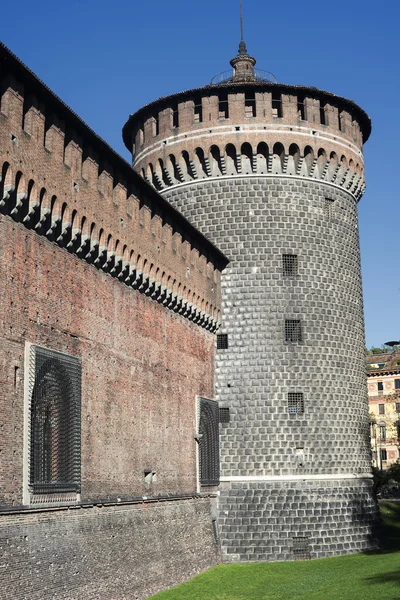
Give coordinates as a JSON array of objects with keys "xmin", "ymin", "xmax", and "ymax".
[{"xmin": 2, "ymin": 0, "xmax": 398, "ymax": 348}]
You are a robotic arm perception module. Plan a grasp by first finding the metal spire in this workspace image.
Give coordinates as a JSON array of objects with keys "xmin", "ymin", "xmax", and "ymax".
[
  {"xmin": 239, "ymin": 0, "xmax": 247, "ymax": 54},
  {"xmin": 240, "ymin": 0, "xmax": 244, "ymax": 42}
]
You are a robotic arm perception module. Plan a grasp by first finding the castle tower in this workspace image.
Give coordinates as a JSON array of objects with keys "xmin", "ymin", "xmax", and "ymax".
[{"xmin": 123, "ymin": 39, "xmax": 380, "ymax": 561}]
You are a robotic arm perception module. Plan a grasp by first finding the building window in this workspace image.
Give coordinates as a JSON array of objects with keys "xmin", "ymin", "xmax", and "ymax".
[
  {"xmin": 285, "ymin": 320, "xmax": 302, "ymax": 343},
  {"xmin": 194, "ymin": 97, "xmax": 203, "ymax": 123},
  {"xmin": 297, "ymin": 95, "xmax": 306, "ymax": 120},
  {"xmin": 282, "ymin": 254, "xmax": 298, "ymax": 277},
  {"xmin": 379, "ymin": 424, "xmax": 386, "ymax": 440},
  {"xmin": 218, "ymin": 92, "xmax": 229, "ymax": 119},
  {"xmin": 245, "ymin": 91, "xmax": 256, "ymax": 117},
  {"xmin": 395, "ymin": 379, "xmax": 400, "ymax": 390},
  {"xmin": 324, "ymin": 197, "xmax": 335, "ymax": 220},
  {"xmin": 217, "ymin": 333, "xmax": 228, "ymax": 349},
  {"xmin": 380, "ymin": 448, "xmax": 387, "ymax": 462},
  {"xmin": 396, "ymin": 402, "xmax": 400, "ymax": 414},
  {"xmin": 292, "ymin": 537, "xmax": 311, "ymax": 560},
  {"xmin": 379, "ymin": 404, "xmax": 385, "ymax": 415},
  {"xmin": 288, "ymin": 393, "xmax": 304, "ymax": 415},
  {"xmin": 219, "ymin": 407, "xmax": 230, "ymax": 423},
  {"xmin": 272, "ymin": 92, "xmax": 282, "ymax": 118},
  {"xmin": 172, "ymin": 105, "xmax": 179, "ymax": 128},
  {"xmin": 377, "ymin": 382, "xmax": 384, "ymax": 391},
  {"xmin": 28, "ymin": 345, "xmax": 81, "ymax": 495},
  {"xmin": 198, "ymin": 397, "xmax": 220, "ymax": 486}
]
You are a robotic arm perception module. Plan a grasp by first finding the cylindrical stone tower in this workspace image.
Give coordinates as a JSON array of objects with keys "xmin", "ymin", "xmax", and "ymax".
[{"xmin": 123, "ymin": 41, "xmax": 380, "ymax": 561}]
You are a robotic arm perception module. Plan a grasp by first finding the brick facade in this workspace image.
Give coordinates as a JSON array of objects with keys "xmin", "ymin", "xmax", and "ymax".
[{"xmin": 0, "ymin": 43, "xmax": 226, "ymax": 598}]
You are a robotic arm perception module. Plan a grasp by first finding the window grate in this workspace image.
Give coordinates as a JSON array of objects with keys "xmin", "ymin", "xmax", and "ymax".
[
  {"xmin": 217, "ymin": 334, "xmax": 228, "ymax": 349},
  {"xmin": 198, "ymin": 398, "xmax": 220, "ymax": 486},
  {"xmin": 324, "ymin": 197, "xmax": 335, "ymax": 220},
  {"xmin": 28, "ymin": 345, "xmax": 81, "ymax": 494},
  {"xmin": 288, "ymin": 393, "xmax": 304, "ymax": 415},
  {"xmin": 219, "ymin": 407, "xmax": 230, "ymax": 423},
  {"xmin": 293, "ymin": 537, "xmax": 311, "ymax": 560},
  {"xmin": 282, "ymin": 254, "xmax": 298, "ymax": 276},
  {"xmin": 285, "ymin": 320, "xmax": 302, "ymax": 343}
]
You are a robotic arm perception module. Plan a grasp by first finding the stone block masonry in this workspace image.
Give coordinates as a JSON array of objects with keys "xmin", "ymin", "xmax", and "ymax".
[{"xmin": 0, "ymin": 498, "xmax": 219, "ymax": 600}]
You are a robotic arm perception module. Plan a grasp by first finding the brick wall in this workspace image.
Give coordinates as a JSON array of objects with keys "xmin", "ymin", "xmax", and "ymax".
[{"xmin": 0, "ymin": 215, "xmax": 215, "ymax": 506}]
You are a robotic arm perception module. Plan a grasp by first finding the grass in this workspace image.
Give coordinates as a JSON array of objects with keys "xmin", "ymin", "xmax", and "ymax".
[{"xmin": 149, "ymin": 502, "xmax": 400, "ymax": 600}]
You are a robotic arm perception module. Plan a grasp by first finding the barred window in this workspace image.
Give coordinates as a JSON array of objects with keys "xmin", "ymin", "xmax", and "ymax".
[
  {"xmin": 217, "ymin": 334, "xmax": 228, "ymax": 349},
  {"xmin": 288, "ymin": 393, "xmax": 304, "ymax": 415},
  {"xmin": 282, "ymin": 254, "xmax": 298, "ymax": 277},
  {"xmin": 198, "ymin": 398, "xmax": 219, "ymax": 486},
  {"xmin": 285, "ymin": 320, "xmax": 302, "ymax": 343},
  {"xmin": 219, "ymin": 407, "xmax": 230, "ymax": 423},
  {"xmin": 293, "ymin": 537, "xmax": 311, "ymax": 560},
  {"xmin": 325, "ymin": 197, "xmax": 335, "ymax": 220},
  {"xmin": 28, "ymin": 345, "xmax": 81, "ymax": 494}
]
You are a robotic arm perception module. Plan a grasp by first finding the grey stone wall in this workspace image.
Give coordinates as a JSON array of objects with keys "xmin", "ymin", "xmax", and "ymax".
[
  {"xmin": 0, "ymin": 498, "xmax": 219, "ymax": 600},
  {"xmin": 218, "ymin": 478, "xmax": 380, "ymax": 562},
  {"xmin": 164, "ymin": 176, "xmax": 380, "ymax": 559}
]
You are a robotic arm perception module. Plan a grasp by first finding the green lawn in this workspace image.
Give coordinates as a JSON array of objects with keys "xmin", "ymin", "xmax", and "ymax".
[{"xmin": 150, "ymin": 502, "xmax": 400, "ymax": 600}]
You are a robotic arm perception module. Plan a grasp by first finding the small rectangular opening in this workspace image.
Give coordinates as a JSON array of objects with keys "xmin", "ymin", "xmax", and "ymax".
[
  {"xmin": 285, "ymin": 320, "xmax": 302, "ymax": 343},
  {"xmin": 293, "ymin": 537, "xmax": 311, "ymax": 560},
  {"xmin": 152, "ymin": 116, "xmax": 159, "ymax": 137},
  {"xmin": 245, "ymin": 91, "xmax": 256, "ymax": 117},
  {"xmin": 219, "ymin": 407, "xmax": 230, "ymax": 423},
  {"xmin": 218, "ymin": 92, "xmax": 229, "ymax": 119},
  {"xmin": 320, "ymin": 101, "xmax": 326, "ymax": 125},
  {"xmin": 194, "ymin": 98, "xmax": 203, "ymax": 123},
  {"xmin": 272, "ymin": 92, "xmax": 282, "ymax": 118},
  {"xmin": 288, "ymin": 393, "xmax": 304, "ymax": 415},
  {"xmin": 282, "ymin": 254, "xmax": 298, "ymax": 277},
  {"xmin": 172, "ymin": 106, "xmax": 179, "ymax": 128},
  {"xmin": 217, "ymin": 334, "xmax": 228, "ymax": 349},
  {"xmin": 324, "ymin": 197, "xmax": 335, "ymax": 220},
  {"xmin": 297, "ymin": 95, "xmax": 305, "ymax": 120}
]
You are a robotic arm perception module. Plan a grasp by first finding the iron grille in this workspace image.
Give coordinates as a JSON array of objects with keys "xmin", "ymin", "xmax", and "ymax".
[
  {"xmin": 288, "ymin": 393, "xmax": 304, "ymax": 415},
  {"xmin": 282, "ymin": 254, "xmax": 298, "ymax": 276},
  {"xmin": 219, "ymin": 407, "xmax": 230, "ymax": 423},
  {"xmin": 324, "ymin": 197, "xmax": 335, "ymax": 220},
  {"xmin": 217, "ymin": 334, "xmax": 228, "ymax": 349},
  {"xmin": 293, "ymin": 537, "xmax": 311, "ymax": 560},
  {"xmin": 29, "ymin": 345, "xmax": 81, "ymax": 494},
  {"xmin": 198, "ymin": 397, "xmax": 220, "ymax": 486},
  {"xmin": 285, "ymin": 320, "xmax": 302, "ymax": 343}
]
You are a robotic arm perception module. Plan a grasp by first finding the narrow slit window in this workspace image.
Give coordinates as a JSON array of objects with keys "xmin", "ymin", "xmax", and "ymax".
[
  {"xmin": 152, "ymin": 116, "xmax": 159, "ymax": 137},
  {"xmin": 320, "ymin": 101, "xmax": 326, "ymax": 125},
  {"xmin": 218, "ymin": 92, "xmax": 229, "ymax": 119},
  {"xmin": 288, "ymin": 393, "xmax": 304, "ymax": 415},
  {"xmin": 283, "ymin": 254, "xmax": 298, "ymax": 276},
  {"xmin": 272, "ymin": 92, "xmax": 282, "ymax": 118},
  {"xmin": 194, "ymin": 97, "xmax": 203, "ymax": 123},
  {"xmin": 172, "ymin": 105, "xmax": 179, "ymax": 128},
  {"xmin": 217, "ymin": 334, "xmax": 228, "ymax": 349},
  {"xmin": 285, "ymin": 320, "xmax": 302, "ymax": 343},
  {"xmin": 245, "ymin": 91, "xmax": 256, "ymax": 117},
  {"xmin": 324, "ymin": 197, "xmax": 335, "ymax": 220},
  {"xmin": 297, "ymin": 95, "xmax": 305, "ymax": 120}
]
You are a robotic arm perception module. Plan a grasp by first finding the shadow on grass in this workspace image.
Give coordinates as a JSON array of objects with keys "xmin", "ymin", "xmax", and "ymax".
[{"xmin": 364, "ymin": 502, "xmax": 400, "ymax": 594}]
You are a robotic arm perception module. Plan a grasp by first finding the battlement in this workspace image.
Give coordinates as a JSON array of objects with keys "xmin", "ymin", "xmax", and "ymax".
[
  {"xmin": 0, "ymin": 43, "xmax": 228, "ymax": 329},
  {"xmin": 123, "ymin": 82, "xmax": 369, "ymax": 201}
]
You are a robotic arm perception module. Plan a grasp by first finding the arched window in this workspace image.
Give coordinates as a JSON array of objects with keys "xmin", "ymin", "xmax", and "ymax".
[
  {"xmin": 29, "ymin": 345, "xmax": 81, "ymax": 494},
  {"xmin": 198, "ymin": 397, "xmax": 219, "ymax": 486}
]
